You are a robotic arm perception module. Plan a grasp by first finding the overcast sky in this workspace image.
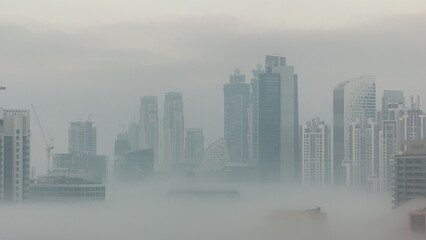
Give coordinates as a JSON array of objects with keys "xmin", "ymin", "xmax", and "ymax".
[{"xmin": 1, "ymin": 0, "xmax": 425, "ymax": 174}]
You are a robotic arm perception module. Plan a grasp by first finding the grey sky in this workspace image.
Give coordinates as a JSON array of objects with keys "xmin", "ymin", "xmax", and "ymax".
[
  {"xmin": 2, "ymin": 0, "xmax": 426, "ymax": 28},
  {"xmin": 1, "ymin": 0, "xmax": 425, "ymax": 174}
]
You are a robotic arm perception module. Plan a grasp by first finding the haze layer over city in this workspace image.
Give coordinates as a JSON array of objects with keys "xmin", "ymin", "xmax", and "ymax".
[{"xmin": 1, "ymin": 0, "xmax": 426, "ymax": 239}]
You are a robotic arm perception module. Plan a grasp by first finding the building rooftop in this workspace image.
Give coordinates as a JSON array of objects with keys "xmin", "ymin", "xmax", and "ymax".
[{"xmin": 398, "ymin": 139, "xmax": 426, "ymax": 156}]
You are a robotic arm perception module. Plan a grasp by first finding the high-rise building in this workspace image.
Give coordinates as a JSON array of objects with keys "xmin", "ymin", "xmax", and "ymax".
[
  {"xmin": 265, "ymin": 55, "xmax": 300, "ymax": 183},
  {"xmin": 344, "ymin": 116, "xmax": 379, "ymax": 187},
  {"xmin": 2, "ymin": 110, "xmax": 31, "ymax": 202},
  {"xmin": 393, "ymin": 139, "xmax": 426, "ymax": 207},
  {"xmin": 114, "ymin": 133, "xmax": 131, "ymax": 157},
  {"xmin": 52, "ymin": 121, "xmax": 107, "ymax": 183},
  {"xmin": 127, "ymin": 122, "xmax": 139, "ymax": 151},
  {"xmin": 248, "ymin": 63, "xmax": 264, "ymax": 166},
  {"xmin": 375, "ymin": 90, "xmax": 405, "ymax": 192},
  {"xmin": 400, "ymin": 96, "xmax": 426, "ymax": 141},
  {"xmin": 376, "ymin": 104, "xmax": 405, "ymax": 192},
  {"xmin": 68, "ymin": 121, "xmax": 97, "ymax": 155},
  {"xmin": 301, "ymin": 118, "xmax": 331, "ymax": 185},
  {"xmin": 333, "ymin": 75, "xmax": 376, "ymax": 185},
  {"xmin": 138, "ymin": 96, "xmax": 159, "ymax": 169},
  {"xmin": 382, "ymin": 90, "xmax": 405, "ymax": 119},
  {"xmin": 224, "ymin": 68, "xmax": 250, "ymax": 164},
  {"xmin": 185, "ymin": 128, "xmax": 204, "ymax": 170},
  {"xmin": 257, "ymin": 69, "xmax": 281, "ymax": 182},
  {"xmin": 163, "ymin": 92, "xmax": 185, "ymax": 172}
]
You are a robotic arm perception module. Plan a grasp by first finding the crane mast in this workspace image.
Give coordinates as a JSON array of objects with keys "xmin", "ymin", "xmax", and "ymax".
[{"xmin": 30, "ymin": 104, "xmax": 54, "ymax": 175}]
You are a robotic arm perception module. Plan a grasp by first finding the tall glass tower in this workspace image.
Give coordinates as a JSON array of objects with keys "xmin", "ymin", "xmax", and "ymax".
[
  {"xmin": 257, "ymin": 68, "xmax": 281, "ymax": 182},
  {"xmin": 68, "ymin": 121, "xmax": 97, "ymax": 155},
  {"xmin": 265, "ymin": 55, "xmax": 300, "ymax": 183},
  {"xmin": 333, "ymin": 75, "xmax": 376, "ymax": 185},
  {"xmin": 224, "ymin": 68, "xmax": 250, "ymax": 164},
  {"xmin": 163, "ymin": 92, "xmax": 184, "ymax": 172},
  {"xmin": 139, "ymin": 96, "xmax": 159, "ymax": 170}
]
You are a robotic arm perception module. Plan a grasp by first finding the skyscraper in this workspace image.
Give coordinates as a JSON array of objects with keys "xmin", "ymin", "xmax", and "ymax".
[
  {"xmin": 163, "ymin": 92, "xmax": 185, "ymax": 172},
  {"xmin": 377, "ymin": 104, "xmax": 405, "ymax": 192},
  {"xmin": 138, "ymin": 96, "xmax": 159, "ymax": 169},
  {"xmin": 68, "ymin": 121, "xmax": 97, "ymax": 155},
  {"xmin": 265, "ymin": 55, "xmax": 300, "ymax": 183},
  {"xmin": 257, "ymin": 69, "xmax": 281, "ymax": 182},
  {"xmin": 375, "ymin": 90, "xmax": 405, "ymax": 192},
  {"xmin": 127, "ymin": 122, "xmax": 139, "ymax": 151},
  {"xmin": 345, "ymin": 116, "xmax": 379, "ymax": 187},
  {"xmin": 185, "ymin": 128, "xmax": 204, "ymax": 170},
  {"xmin": 301, "ymin": 118, "xmax": 331, "ymax": 185},
  {"xmin": 224, "ymin": 68, "xmax": 250, "ymax": 164},
  {"xmin": 400, "ymin": 96, "xmax": 426, "ymax": 141},
  {"xmin": 2, "ymin": 110, "xmax": 31, "ymax": 202},
  {"xmin": 381, "ymin": 90, "xmax": 405, "ymax": 119},
  {"xmin": 248, "ymin": 63, "xmax": 264, "ymax": 166},
  {"xmin": 53, "ymin": 121, "xmax": 107, "ymax": 183},
  {"xmin": 333, "ymin": 75, "xmax": 376, "ymax": 185}
]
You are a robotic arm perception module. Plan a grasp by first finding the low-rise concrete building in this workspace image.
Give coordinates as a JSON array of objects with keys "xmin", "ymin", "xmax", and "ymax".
[{"xmin": 30, "ymin": 176, "xmax": 105, "ymax": 202}]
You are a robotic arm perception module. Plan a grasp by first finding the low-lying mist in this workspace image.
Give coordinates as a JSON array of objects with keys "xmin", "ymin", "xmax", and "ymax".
[{"xmin": 0, "ymin": 181, "xmax": 418, "ymax": 240}]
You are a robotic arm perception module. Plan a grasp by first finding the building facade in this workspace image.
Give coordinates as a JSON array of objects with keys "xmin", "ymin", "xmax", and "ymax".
[
  {"xmin": 199, "ymin": 138, "xmax": 230, "ymax": 172},
  {"xmin": 344, "ymin": 117, "xmax": 379, "ymax": 188},
  {"xmin": 30, "ymin": 176, "xmax": 105, "ymax": 201},
  {"xmin": 301, "ymin": 118, "xmax": 331, "ymax": 185},
  {"xmin": 257, "ymin": 69, "xmax": 281, "ymax": 182},
  {"xmin": 2, "ymin": 110, "xmax": 31, "ymax": 202},
  {"xmin": 400, "ymin": 96, "xmax": 426, "ymax": 141},
  {"xmin": 377, "ymin": 107, "xmax": 405, "ymax": 192},
  {"xmin": 333, "ymin": 75, "xmax": 376, "ymax": 185},
  {"xmin": 375, "ymin": 90, "xmax": 405, "ymax": 192},
  {"xmin": 127, "ymin": 122, "xmax": 139, "ymax": 151},
  {"xmin": 185, "ymin": 128, "xmax": 204, "ymax": 170},
  {"xmin": 138, "ymin": 96, "xmax": 159, "ymax": 169},
  {"xmin": 393, "ymin": 139, "xmax": 426, "ymax": 207},
  {"xmin": 163, "ymin": 92, "xmax": 185, "ymax": 172},
  {"xmin": 52, "ymin": 121, "xmax": 107, "ymax": 184},
  {"xmin": 381, "ymin": 90, "xmax": 405, "ymax": 120},
  {"xmin": 248, "ymin": 63, "xmax": 264, "ymax": 166},
  {"xmin": 224, "ymin": 68, "xmax": 250, "ymax": 164},
  {"xmin": 68, "ymin": 121, "xmax": 97, "ymax": 155},
  {"xmin": 265, "ymin": 55, "xmax": 300, "ymax": 183}
]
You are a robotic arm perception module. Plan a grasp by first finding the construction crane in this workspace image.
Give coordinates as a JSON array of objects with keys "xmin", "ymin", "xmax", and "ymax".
[
  {"xmin": 86, "ymin": 113, "xmax": 92, "ymax": 122},
  {"xmin": 31, "ymin": 104, "xmax": 54, "ymax": 175}
]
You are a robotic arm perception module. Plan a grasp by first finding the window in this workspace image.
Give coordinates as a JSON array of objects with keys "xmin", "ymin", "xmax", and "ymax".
[{"xmin": 16, "ymin": 129, "xmax": 19, "ymax": 134}]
